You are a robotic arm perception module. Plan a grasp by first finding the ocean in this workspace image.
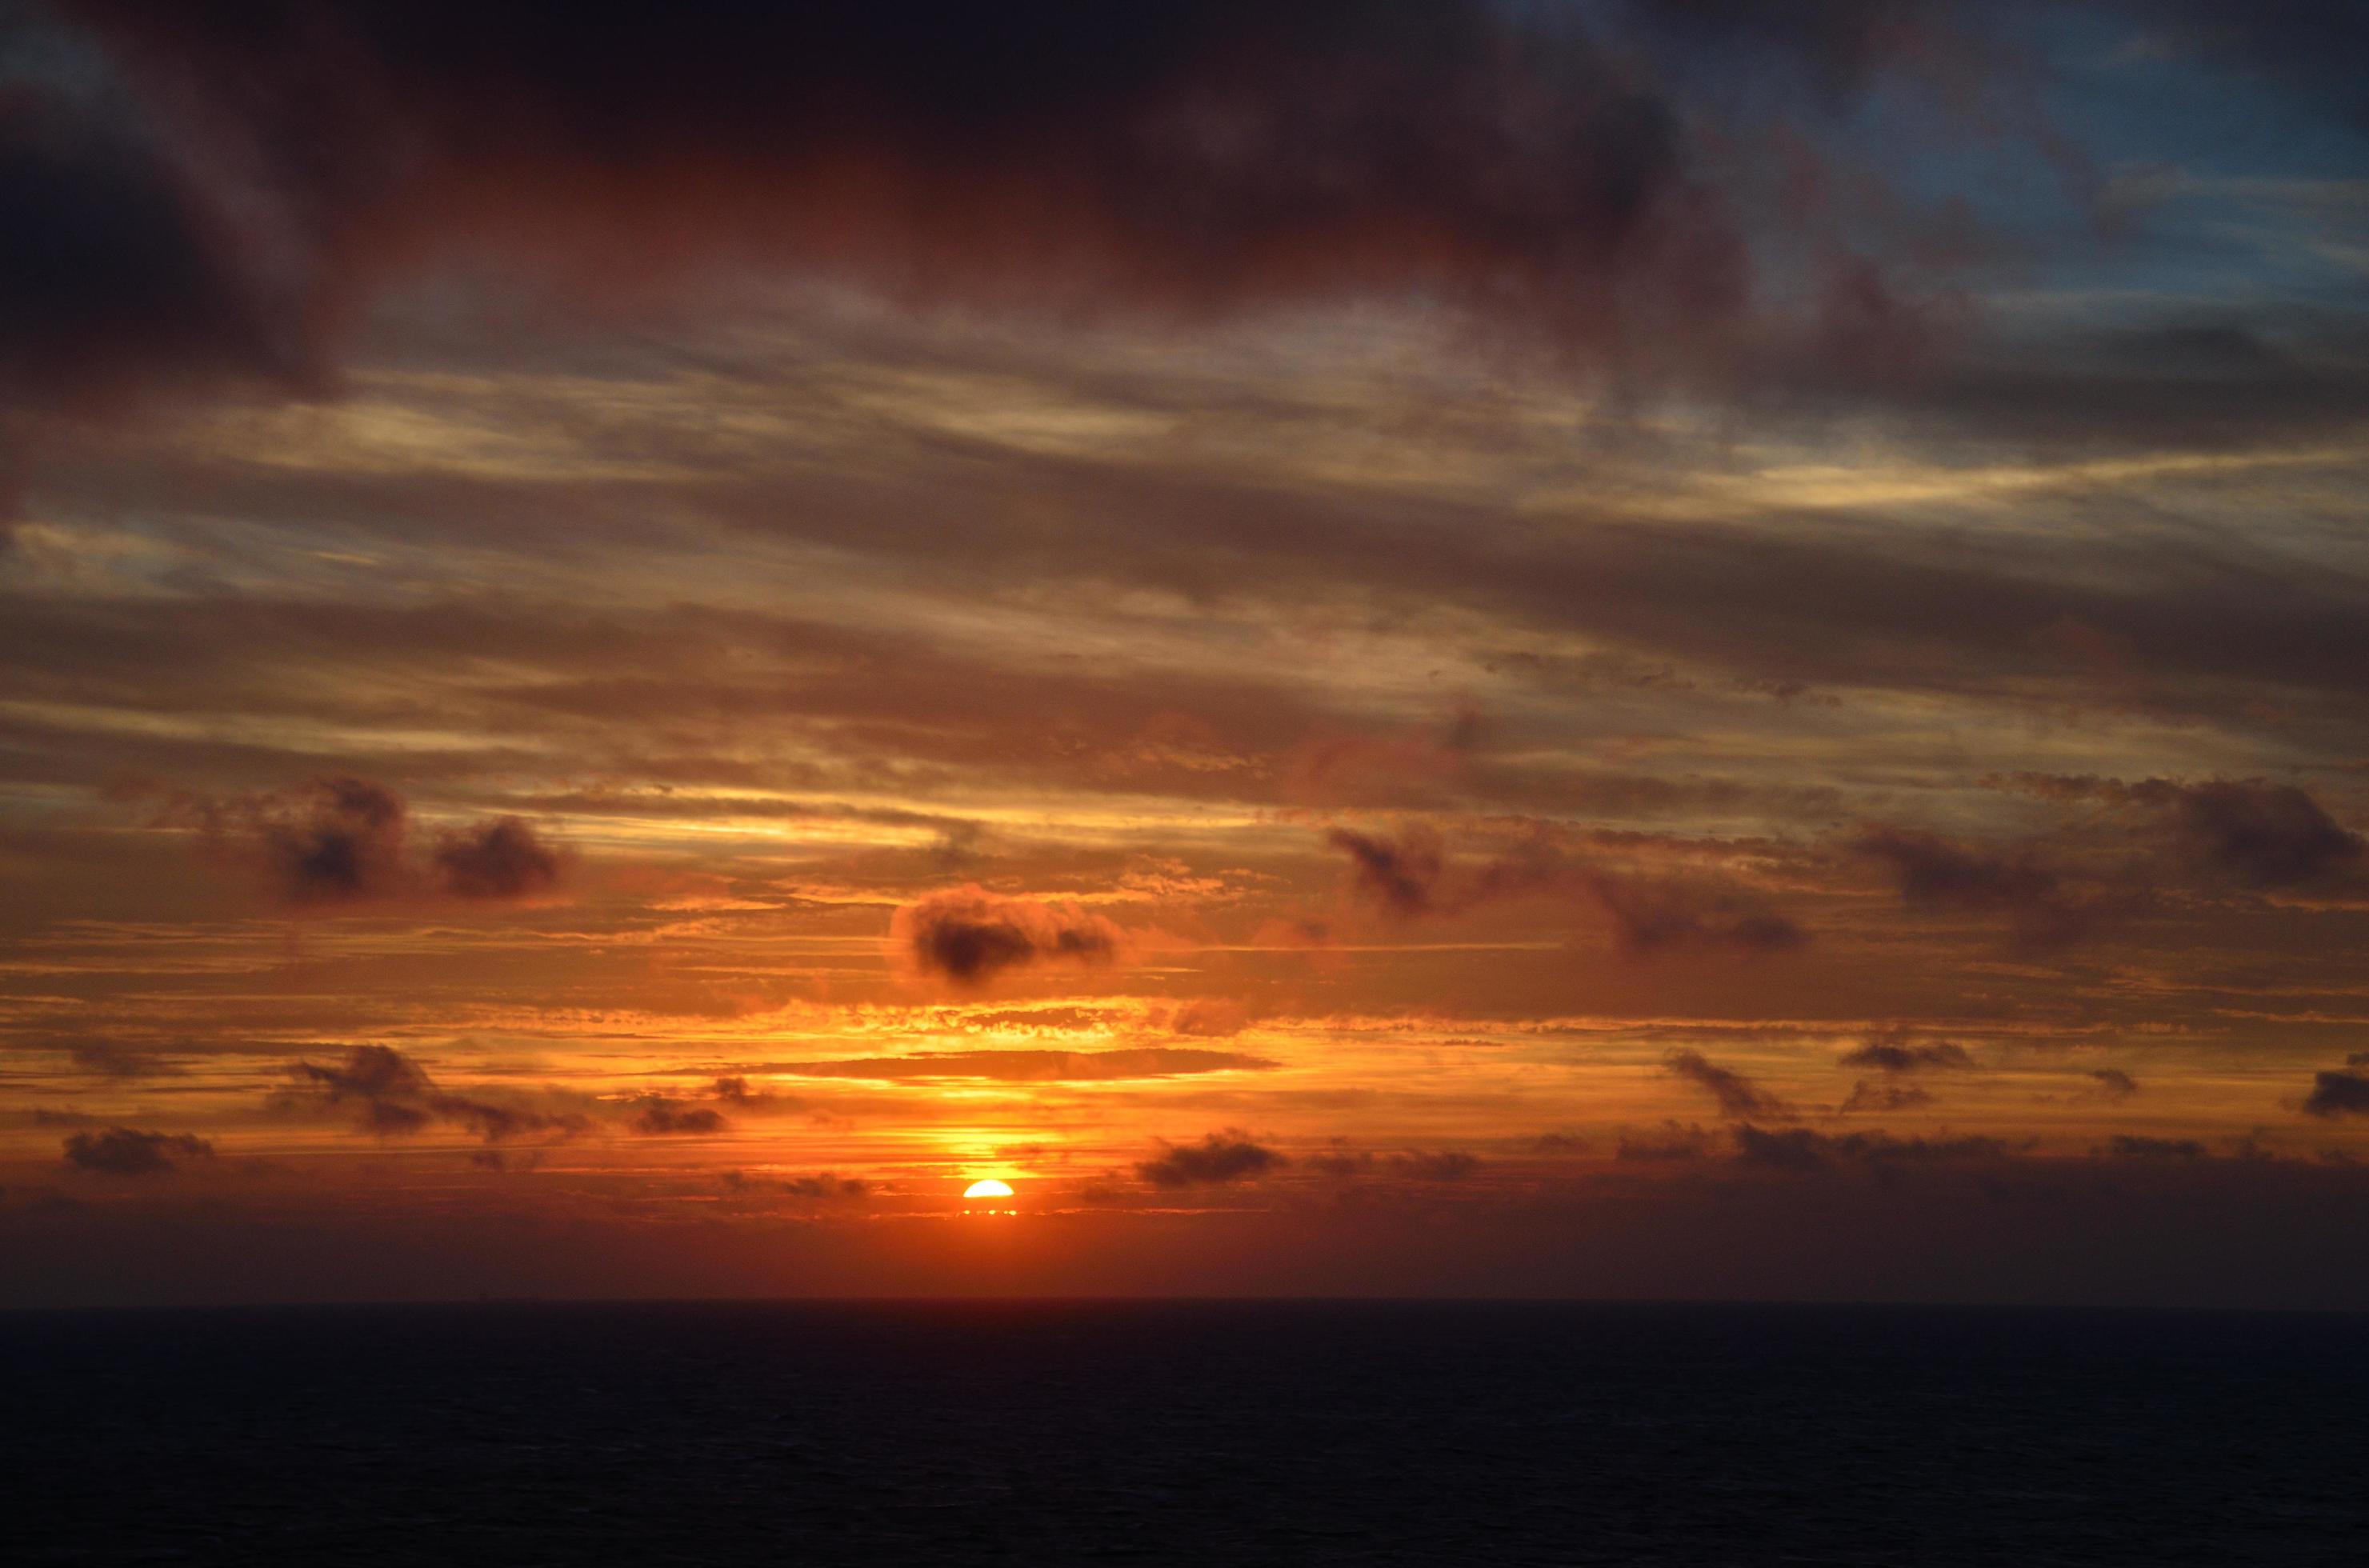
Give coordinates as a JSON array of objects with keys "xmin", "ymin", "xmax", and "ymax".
[{"xmin": 6, "ymin": 1301, "xmax": 2364, "ymax": 1565}]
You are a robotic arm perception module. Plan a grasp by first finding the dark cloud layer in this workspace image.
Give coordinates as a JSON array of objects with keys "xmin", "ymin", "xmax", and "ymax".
[
  {"xmin": 893, "ymin": 886, "xmax": 1126, "ymax": 986},
  {"xmin": 60, "ymin": 1126, "xmax": 214, "ymax": 1176},
  {"xmin": 1664, "ymin": 1050, "xmax": 1794, "ymax": 1121},
  {"xmin": 433, "ymin": 817, "xmax": 562, "ymax": 900},
  {"xmin": 282, "ymin": 1045, "xmax": 582, "ymax": 1144},
  {"xmin": 1135, "ymin": 1128, "xmax": 1286, "ymax": 1188},
  {"xmin": 14, "ymin": 0, "xmax": 1989, "ymax": 430},
  {"xmin": 1327, "ymin": 826, "xmax": 1803, "ymax": 954},
  {"xmin": 2303, "ymin": 1070, "xmax": 2369, "ymax": 1120}
]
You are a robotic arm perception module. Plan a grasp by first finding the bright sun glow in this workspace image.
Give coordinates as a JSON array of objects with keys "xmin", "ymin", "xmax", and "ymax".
[{"xmin": 963, "ymin": 1178, "xmax": 1015, "ymax": 1199}]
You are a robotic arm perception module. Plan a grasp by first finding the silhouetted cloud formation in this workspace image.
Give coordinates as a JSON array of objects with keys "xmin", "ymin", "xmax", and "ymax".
[
  {"xmin": 1664, "ymin": 1050, "xmax": 1793, "ymax": 1120},
  {"xmin": 1135, "ymin": 1129, "xmax": 1286, "ymax": 1188},
  {"xmin": 61, "ymin": 1126, "xmax": 214, "ymax": 1176},
  {"xmin": 434, "ymin": 817, "xmax": 562, "ymax": 900},
  {"xmin": 1855, "ymin": 827, "xmax": 2095, "ymax": 947},
  {"xmin": 158, "ymin": 778, "xmax": 565, "ymax": 907},
  {"xmin": 626, "ymin": 1097, "xmax": 729, "ymax": 1135},
  {"xmin": 2302, "ymin": 1070, "xmax": 2369, "ymax": 1119},
  {"xmin": 282, "ymin": 1045, "xmax": 582, "ymax": 1143},
  {"xmin": 18, "ymin": 0, "xmax": 1984, "ymax": 430},
  {"xmin": 1839, "ymin": 1040, "xmax": 1975, "ymax": 1074},
  {"xmin": 893, "ymin": 886, "xmax": 1126, "ymax": 985},
  {"xmin": 1327, "ymin": 826, "xmax": 1802, "ymax": 953},
  {"xmin": 256, "ymin": 777, "xmax": 409, "ymax": 906}
]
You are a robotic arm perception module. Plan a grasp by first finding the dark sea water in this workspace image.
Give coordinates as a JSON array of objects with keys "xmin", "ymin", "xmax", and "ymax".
[{"xmin": 5, "ymin": 1301, "xmax": 2365, "ymax": 1566}]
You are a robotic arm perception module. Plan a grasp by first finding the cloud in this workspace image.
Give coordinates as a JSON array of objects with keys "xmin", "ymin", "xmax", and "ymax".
[
  {"xmin": 2301, "ymin": 1070, "xmax": 2369, "ymax": 1119},
  {"xmin": 626, "ymin": 1097, "xmax": 729, "ymax": 1136},
  {"xmin": 1328, "ymin": 826, "xmax": 1446, "ymax": 918},
  {"xmin": 892, "ymin": 885, "xmax": 1127, "ymax": 986},
  {"xmin": 158, "ymin": 778, "xmax": 567, "ymax": 908},
  {"xmin": 64, "ymin": 1040, "xmax": 175, "ymax": 1078},
  {"xmin": 1326, "ymin": 826, "xmax": 1803, "ymax": 953},
  {"xmin": 1664, "ymin": 1049, "xmax": 1794, "ymax": 1121},
  {"xmin": 281, "ymin": 1045, "xmax": 582, "ymax": 1143},
  {"xmin": 433, "ymin": 817, "xmax": 562, "ymax": 900},
  {"xmin": 1838, "ymin": 1040, "xmax": 1975, "ymax": 1074},
  {"xmin": 1839, "ymin": 1081, "xmax": 1932, "ymax": 1115},
  {"xmin": 2152, "ymin": 780, "xmax": 2363, "ymax": 891},
  {"xmin": 1135, "ymin": 1129, "xmax": 1287, "ymax": 1189},
  {"xmin": 1855, "ymin": 827, "xmax": 2095, "ymax": 948},
  {"xmin": 61, "ymin": 1126, "xmax": 214, "ymax": 1176},
  {"xmin": 253, "ymin": 776, "xmax": 409, "ymax": 906},
  {"xmin": 760, "ymin": 1048, "xmax": 1274, "ymax": 1083},
  {"xmin": 2083, "ymin": 1069, "xmax": 2141, "ymax": 1103},
  {"xmin": 18, "ymin": 0, "xmax": 1983, "ymax": 439},
  {"xmin": 1166, "ymin": 998, "xmax": 1253, "ymax": 1038}
]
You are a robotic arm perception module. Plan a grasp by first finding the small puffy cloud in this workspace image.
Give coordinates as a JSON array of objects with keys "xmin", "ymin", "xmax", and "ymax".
[
  {"xmin": 779, "ymin": 1174, "xmax": 869, "ymax": 1201},
  {"xmin": 2301, "ymin": 1069, "xmax": 2369, "ymax": 1119},
  {"xmin": 892, "ymin": 885, "xmax": 1127, "ymax": 986},
  {"xmin": 1135, "ymin": 1129, "xmax": 1287, "ymax": 1189},
  {"xmin": 1838, "ymin": 1040, "xmax": 1975, "ymax": 1074},
  {"xmin": 1166, "ymin": 998, "xmax": 1253, "ymax": 1038},
  {"xmin": 626, "ymin": 1097, "xmax": 730, "ymax": 1135},
  {"xmin": 433, "ymin": 817, "xmax": 562, "ymax": 900},
  {"xmin": 1664, "ymin": 1049, "xmax": 1793, "ymax": 1121},
  {"xmin": 255, "ymin": 776, "xmax": 410, "ymax": 906},
  {"xmin": 62, "ymin": 1126, "xmax": 214, "ymax": 1177}
]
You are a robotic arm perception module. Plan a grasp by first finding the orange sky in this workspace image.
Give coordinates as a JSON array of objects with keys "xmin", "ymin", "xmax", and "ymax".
[{"xmin": 4, "ymin": 2, "xmax": 2369, "ymax": 1306}]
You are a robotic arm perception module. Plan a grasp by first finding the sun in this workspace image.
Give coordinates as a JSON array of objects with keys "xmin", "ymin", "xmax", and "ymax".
[{"xmin": 963, "ymin": 1178, "xmax": 1015, "ymax": 1199}]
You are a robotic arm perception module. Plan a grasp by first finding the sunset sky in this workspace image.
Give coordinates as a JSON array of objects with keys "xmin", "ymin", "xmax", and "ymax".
[{"xmin": 6, "ymin": 2, "xmax": 2369, "ymax": 1306}]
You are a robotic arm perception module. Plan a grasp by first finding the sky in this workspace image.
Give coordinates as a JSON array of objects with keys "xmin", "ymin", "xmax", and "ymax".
[{"xmin": 4, "ymin": 1, "xmax": 2369, "ymax": 1307}]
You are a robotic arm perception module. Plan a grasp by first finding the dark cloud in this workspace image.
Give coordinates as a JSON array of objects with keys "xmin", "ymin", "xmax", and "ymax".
[
  {"xmin": 626, "ymin": 1097, "xmax": 729, "ymax": 1136},
  {"xmin": 2153, "ymin": 781, "xmax": 2363, "ymax": 891},
  {"xmin": 20, "ymin": 0, "xmax": 1983, "ymax": 434},
  {"xmin": 1999, "ymin": 775, "xmax": 2365, "ymax": 894},
  {"xmin": 1328, "ymin": 826, "xmax": 1445, "ymax": 918},
  {"xmin": 61, "ymin": 1126, "xmax": 214, "ymax": 1176},
  {"xmin": 1838, "ymin": 1040, "xmax": 1975, "ymax": 1074},
  {"xmin": 1327, "ymin": 826, "xmax": 1803, "ymax": 954},
  {"xmin": 433, "ymin": 817, "xmax": 562, "ymax": 900},
  {"xmin": 63, "ymin": 1039, "xmax": 174, "ymax": 1078},
  {"xmin": 760, "ymin": 1048, "xmax": 1273, "ymax": 1083},
  {"xmin": 1135, "ymin": 1128, "xmax": 1286, "ymax": 1188},
  {"xmin": 1839, "ymin": 1081, "xmax": 1932, "ymax": 1116},
  {"xmin": 253, "ymin": 776, "xmax": 409, "ymax": 906},
  {"xmin": 1664, "ymin": 1049, "xmax": 1794, "ymax": 1121},
  {"xmin": 1855, "ymin": 827, "xmax": 2097, "ymax": 948},
  {"xmin": 892, "ymin": 885, "xmax": 1126, "ymax": 986},
  {"xmin": 2301, "ymin": 1070, "xmax": 2369, "ymax": 1120},
  {"xmin": 1307, "ymin": 1146, "xmax": 1483, "ymax": 1182},
  {"xmin": 281, "ymin": 1045, "xmax": 582, "ymax": 1143}
]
